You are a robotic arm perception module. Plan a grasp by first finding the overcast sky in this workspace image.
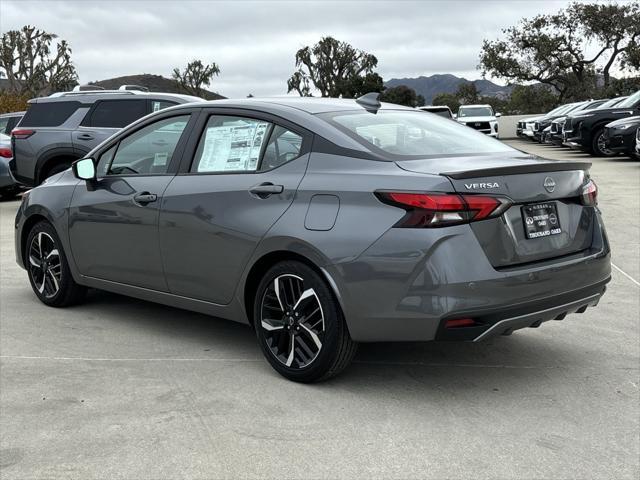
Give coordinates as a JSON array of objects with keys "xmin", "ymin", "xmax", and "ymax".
[{"xmin": 0, "ymin": 0, "xmax": 624, "ymax": 98}]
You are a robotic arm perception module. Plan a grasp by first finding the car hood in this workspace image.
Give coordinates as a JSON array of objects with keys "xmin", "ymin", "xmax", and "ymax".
[
  {"xmin": 606, "ymin": 116, "xmax": 640, "ymax": 128},
  {"xmin": 457, "ymin": 116, "xmax": 496, "ymax": 123}
]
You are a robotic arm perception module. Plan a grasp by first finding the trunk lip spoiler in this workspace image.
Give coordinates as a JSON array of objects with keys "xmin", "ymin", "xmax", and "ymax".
[{"xmin": 441, "ymin": 161, "xmax": 592, "ymax": 179}]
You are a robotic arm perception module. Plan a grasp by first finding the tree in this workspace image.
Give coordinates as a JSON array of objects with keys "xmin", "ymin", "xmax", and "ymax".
[
  {"xmin": 0, "ymin": 25, "xmax": 78, "ymax": 97},
  {"xmin": 479, "ymin": 2, "xmax": 640, "ymax": 102},
  {"xmin": 342, "ymin": 72, "xmax": 384, "ymax": 99},
  {"xmin": 432, "ymin": 93, "xmax": 461, "ymax": 113},
  {"xmin": 506, "ymin": 84, "xmax": 558, "ymax": 114},
  {"xmin": 172, "ymin": 59, "xmax": 220, "ymax": 97},
  {"xmin": 380, "ymin": 85, "xmax": 425, "ymax": 107},
  {"xmin": 455, "ymin": 82, "xmax": 480, "ymax": 104},
  {"xmin": 287, "ymin": 36, "xmax": 379, "ymax": 97}
]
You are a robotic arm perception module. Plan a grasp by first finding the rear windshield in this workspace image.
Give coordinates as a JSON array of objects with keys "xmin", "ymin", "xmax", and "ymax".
[
  {"xmin": 322, "ymin": 110, "xmax": 514, "ymax": 158},
  {"xmin": 21, "ymin": 101, "xmax": 80, "ymax": 127},
  {"xmin": 421, "ymin": 108, "xmax": 452, "ymax": 118}
]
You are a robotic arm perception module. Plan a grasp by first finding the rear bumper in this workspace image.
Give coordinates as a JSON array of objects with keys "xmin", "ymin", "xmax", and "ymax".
[{"xmin": 329, "ymin": 216, "xmax": 611, "ymax": 343}]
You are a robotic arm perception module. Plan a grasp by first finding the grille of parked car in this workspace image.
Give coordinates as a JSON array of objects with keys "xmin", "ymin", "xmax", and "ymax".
[
  {"xmin": 534, "ymin": 122, "xmax": 540, "ymax": 131},
  {"xmin": 467, "ymin": 121, "xmax": 490, "ymax": 131}
]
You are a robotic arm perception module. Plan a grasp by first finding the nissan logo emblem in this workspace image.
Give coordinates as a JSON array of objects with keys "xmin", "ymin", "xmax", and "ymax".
[{"xmin": 544, "ymin": 177, "xmax": 556, "ymax": 193}]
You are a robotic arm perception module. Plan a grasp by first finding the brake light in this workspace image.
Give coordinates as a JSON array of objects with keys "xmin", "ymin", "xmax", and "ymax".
[
  {"xmin": 377, "ymin": 192, "xmax": 511, "ymax": 228},
  {"xmin": 445, "ymin": 318, "xmax": 476, "ymax": 328},
  {"xmin": 11, "ymin": 129, "xmax": 35, "ymax": 140},
  {"xmin": 0, "ymin": 147, "xmax": 12, "ymax": 158},
  {"xmin": 581, "ymin": 180, "xmax": 598, "ymax": 206}
]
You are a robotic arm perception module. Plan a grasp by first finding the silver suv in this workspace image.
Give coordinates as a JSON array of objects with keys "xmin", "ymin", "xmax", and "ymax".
[{"xmin": 11, "ymin": 86, "xmax": 202, "ymax": 186}]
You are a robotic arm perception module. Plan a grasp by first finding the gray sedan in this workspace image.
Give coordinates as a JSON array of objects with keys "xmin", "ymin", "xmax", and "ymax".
[
  {"xmin": 14, "ymin": 95, "xmax": 611, "ymax": 382},
  {"xmin": 0, "ymin": 133, "xmax": 22, "ymax": 198}
]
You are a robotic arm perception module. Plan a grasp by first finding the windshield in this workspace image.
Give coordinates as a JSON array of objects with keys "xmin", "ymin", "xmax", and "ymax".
[
  {"xmin": 458, "ymin": 106, "xmax": 493, "ymax": 117},
  {"xmin": 323, "ymin": 110, "xmax": 514, "ymax": 158},
  {"xmin": 616, "ymin": 91, "xmax": 640, "ymax": 108},
  {"xmin": 598, "ymin": 97, "xmax": 626, "ymax": 109}
]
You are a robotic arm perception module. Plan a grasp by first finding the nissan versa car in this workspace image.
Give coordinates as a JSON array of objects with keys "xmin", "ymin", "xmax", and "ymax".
[{"xmin": 15, "ymin": 95, "xmax": 611, "ymax": 382}]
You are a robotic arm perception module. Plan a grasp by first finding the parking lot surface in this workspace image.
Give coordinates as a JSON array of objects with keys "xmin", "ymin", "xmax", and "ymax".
[{"xmin": 1, "ymin": 140, "xmax": 638, "ymax": 479}]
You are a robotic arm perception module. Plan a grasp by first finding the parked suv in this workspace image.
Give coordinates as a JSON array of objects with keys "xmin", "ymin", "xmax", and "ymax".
[
  {"xmin": 10, "ymin": 87, "xmax": 202, "ymax": 186},
  {"xmin": 456, "ymin": 104, "xmax": 500, "ymax": 137},
  {"xmin": 564, "ymin": 90, "xmax": 640, "ymax": 156}
]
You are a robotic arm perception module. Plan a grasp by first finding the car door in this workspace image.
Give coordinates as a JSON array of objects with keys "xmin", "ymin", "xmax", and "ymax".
[
  {"xmin": 68, "ymin": 111, "xmax": 196, "ymax": 290},
  {"xmin": 72, "ymin": 99, "xmax": 148, "ymax": 155},
  {"xmin": 159, "ymin": 111, "xmax": 312, "ymax": 304}
]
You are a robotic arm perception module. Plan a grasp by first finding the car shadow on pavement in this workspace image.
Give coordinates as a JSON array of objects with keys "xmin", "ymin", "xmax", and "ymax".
[{"xmin": 79, "ymin": 289, "xmax": 589, "ymax": 395}]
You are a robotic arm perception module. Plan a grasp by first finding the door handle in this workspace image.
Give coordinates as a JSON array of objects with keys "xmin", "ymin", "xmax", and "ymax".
[
  {"xmin": 77, "ymin": 134, "xmax": 94, "ymax": 141},
  {"xmin": 133, "ymin": 192, "xmax": 158, "ymax": 205},
  {"xmin": 249, "ymin": 182, "xmax": 284, "ymax": 198}
]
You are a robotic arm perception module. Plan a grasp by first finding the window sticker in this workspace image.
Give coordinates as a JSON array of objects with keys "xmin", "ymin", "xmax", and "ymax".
[{"xmin": 197, "ymin": 121, "xmax": 268, "ymax": 172}]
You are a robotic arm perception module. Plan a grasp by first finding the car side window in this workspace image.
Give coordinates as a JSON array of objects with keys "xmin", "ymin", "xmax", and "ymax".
[
  {"xmin": 260, "ymin": 126, "xmax": 303, "ymax": 171},
  {"xmin": 191, "ymin": 116, "xmax": 270, "ymax": 173},
  {"xmin": 0, "ymin": 118, "xmax": 8, "ymax": 135},
  {"xmin": 89, "ymin": 100, "xmax": 148, "ymax": 128},
  {"xmin": 101, "ymin": 115, "xmax": 190, "ymax": 176}
]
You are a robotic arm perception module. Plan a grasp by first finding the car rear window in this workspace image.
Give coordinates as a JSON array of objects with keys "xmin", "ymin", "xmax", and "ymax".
[
  {"xmin": 21, "ymin": 101, "xmax": 80, "ymax": 127},
  {"xmin": 322, "ymin": 110, "xmax": 513, "ymax": 158},
  {"xmin": 88, "ymin": 99, "xmax": 148, "ymax": 128}
]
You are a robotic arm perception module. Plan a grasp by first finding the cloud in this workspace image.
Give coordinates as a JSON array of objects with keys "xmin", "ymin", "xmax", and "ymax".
[{"xmin": 0, "ymin": 0, "xmax": 578, "ymax": 97}]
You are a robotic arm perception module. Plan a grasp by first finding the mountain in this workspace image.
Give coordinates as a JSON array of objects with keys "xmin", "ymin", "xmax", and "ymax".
[
  {"xmin": 89, "ymin": 74, "xmax": 225, "ymax": 100},
  {"xmin": 385, "ymin": 74, "xmax": 513, "ymax": 104}
]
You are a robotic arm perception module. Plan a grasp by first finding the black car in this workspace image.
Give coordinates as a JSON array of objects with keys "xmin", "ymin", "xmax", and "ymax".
[
  {"xmin": 603, "ymin": 116, "xmax": 640, "ymax": 157},
  {"xmin": 532, "ymin": 101, "xmax": 588, "ymax": 142},
  {"xmin": 564, "ymin": 91, "xmax": 640, "ymax": 156}
]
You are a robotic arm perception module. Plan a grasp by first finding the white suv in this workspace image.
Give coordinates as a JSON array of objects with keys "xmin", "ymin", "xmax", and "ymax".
[{"xmin": 456, "ymin": 104, "xmax": 500, "ymax": 138}]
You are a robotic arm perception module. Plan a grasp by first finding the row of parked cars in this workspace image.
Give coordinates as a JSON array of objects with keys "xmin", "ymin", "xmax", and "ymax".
[
  {"xmin": 516, "ymin": 90, "xmax": 640, "ymax": 159},
  {"xmin": 0, "ymin": 85, "xmax": 202, "ymax": 197}
]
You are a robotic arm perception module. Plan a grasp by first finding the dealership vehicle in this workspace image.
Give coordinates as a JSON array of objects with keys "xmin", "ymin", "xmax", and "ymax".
[
  {"xmin": 636, "ymin": 126, "xmax": 640, "ymax": 158},
  {"xmin": 548, "ymin": 99, "xmax": 612, "ymax": 145},
  {"xmin": 0, "ymin": 133, "xmax": 22, "ymax": 198},
  {"xmin": 456, "ymin": 104, "xmax": 500, "ymax": 137},
  {"xmin": 531, "ymin": 101, "xmax": 598, "ymax": 142},
  {"xmin": 15, "ymin": 95, "xmax": 611, "ymax": 382},
  {"xmin": 564, "ymin": 90, "xmax": 640, "ymax": 156},
  {"xmin": 10, "ymin": 86, "xmax": 202, "ymax": 186},
  {"xmin": 417, "ymin": 105, "xmax": 453, "ymax": 119},
  {"xmin": 517, "ymin": 103, "xmax": 574, "ymax": 139},
  {"xmin": 603, "ymin": 116, "xmax": 640, "ymax": 157}
]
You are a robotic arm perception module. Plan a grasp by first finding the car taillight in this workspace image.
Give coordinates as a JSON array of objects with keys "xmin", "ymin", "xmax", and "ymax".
[
  {"xmin": 11, "ymin": 129, "xmax": 35, "ymax": 140},
  {"xmin": 581, "ymin": 180, "xmax": 598, "ymax": 206},
  {"xmin": 376, "ymin": 192, "xmax": 512, "ymax": 228},
  {"xmin": 0, "ymin": 147, "xmax": 12, "ymax": 158}
]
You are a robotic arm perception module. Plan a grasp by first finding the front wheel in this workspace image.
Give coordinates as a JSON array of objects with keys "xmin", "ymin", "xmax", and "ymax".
[
  {"xmin": 591, "ymin": 128, "xmax": 617, "ymax": 157},
  {"xmin": 26, "ymin": 221, "xmax": 86, "ymax": 307},
  {"xmin": 254, "ymin": 261, "xmax": 357, "ymax": 382}
]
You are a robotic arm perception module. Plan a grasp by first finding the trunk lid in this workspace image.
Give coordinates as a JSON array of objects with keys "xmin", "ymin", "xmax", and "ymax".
[{"xmin": 396, "ymin": 153, "xmax": 595, "ymax": 267}]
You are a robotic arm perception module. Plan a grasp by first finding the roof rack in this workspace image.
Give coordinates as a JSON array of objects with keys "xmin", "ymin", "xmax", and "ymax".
[
  {"xmin": 73, "ymin": 84, "xmax": 105, "ymax": 92},
  {"xmin": 119, "ymin": 85, "xmax": 149, "ymax": 92}
]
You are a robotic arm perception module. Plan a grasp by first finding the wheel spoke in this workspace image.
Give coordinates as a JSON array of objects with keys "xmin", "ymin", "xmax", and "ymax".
[
  {"xmin": 273, "ymin": 277, "xmax": 285, "ymax": 312},
  {"xmin": 299, "ymin": 323, "xmax": 322, "ymax": 350},
  {"xmin": 293, "ymin": 288, "xmax": 316, "ymax": 311},
  {"xmin": 285, "ymin": 333, "xmax": 296, "ymax": 367},
  {"xmin": 29, "ymin": 256, "xmax": 41, "ymax": 268},
  {"xmin": 261, "ymin": 319, "xmax": 284, "ymax": 331},
  {"xmin": 46, "ymin": 249, "xmax": 59, "ymax": 259},
  {"xmin": 47, "ymin": 268, "xmax": 60, "ymax": 293}
]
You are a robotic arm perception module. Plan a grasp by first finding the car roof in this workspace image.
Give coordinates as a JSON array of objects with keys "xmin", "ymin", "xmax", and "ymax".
[
  {"xmin": 459, "ymin": 104, "xmax": 492, "ymax": 108},
  {"xmin": 29, "ymin": 91, "xmax": 202, "ymax": 104},
  {"xmin": 225, "ymin": 96, "xmax": 417, "ymax": 114}
]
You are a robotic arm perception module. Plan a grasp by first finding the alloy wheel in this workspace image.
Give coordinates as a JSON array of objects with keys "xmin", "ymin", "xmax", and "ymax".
[
  {"xmin": 596, "ymin": 132, "xmax": 615, "ymax": 156},
  {"xmin": 260, "ymin": 274, "xmax": 325, "ymax": 369},
  {"xmin": 28, "ymin": 232, "xmax": 61, "ymax": 299}
]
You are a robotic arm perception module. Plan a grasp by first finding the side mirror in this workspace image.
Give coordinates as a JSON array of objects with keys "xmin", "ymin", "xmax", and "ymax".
[
  {"xmin": 453, "ymin": 114, "xmax": 458, "ymax": 119},
  {"xmin": 72, "ymin": 158, "xmax": 96, "ymax": 181},
  {"xmin": 495, "ymin": 112, "xmax": 502, "ymax": 117}
]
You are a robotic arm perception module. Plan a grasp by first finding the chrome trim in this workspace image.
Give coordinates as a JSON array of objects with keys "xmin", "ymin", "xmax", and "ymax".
[{"xmin": 473, "ymin": 293, "xmax": 602, "ymax": 342}]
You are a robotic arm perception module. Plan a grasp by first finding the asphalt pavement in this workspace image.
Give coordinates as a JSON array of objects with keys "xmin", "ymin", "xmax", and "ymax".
[{"xmin": 0, "ymin": 139, "xmax": 638, "ymax": 479}]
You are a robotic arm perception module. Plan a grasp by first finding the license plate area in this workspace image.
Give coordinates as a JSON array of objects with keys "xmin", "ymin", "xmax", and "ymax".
[{"xmin": 522, "ymin": 202, "xmax": 562, "ymax": 239}]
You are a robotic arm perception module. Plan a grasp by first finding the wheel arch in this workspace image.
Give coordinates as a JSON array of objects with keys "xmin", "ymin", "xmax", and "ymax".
[
  {"xmin": 35, "ymin": 147, "xmax": 81, "ymax": 184},
  {"xmin": 242, "ymin": 250, "xmax": 344, "ymax": 328}
]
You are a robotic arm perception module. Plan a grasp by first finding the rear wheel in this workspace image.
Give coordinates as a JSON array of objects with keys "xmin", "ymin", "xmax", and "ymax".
[
  {"xmin": 40, "ymin": 161, "xmax": 72, "ymax": 184},
  {"xmin": 591, "ymin": 128, "xmax": 617, "ymax": 157},
  {"xmin": 254, "ymin": 261, "xmax": 357, "ymax": 382},
  {"xmin": 26, "ymin": 221, "xmax": 86, "ymax": 307}
]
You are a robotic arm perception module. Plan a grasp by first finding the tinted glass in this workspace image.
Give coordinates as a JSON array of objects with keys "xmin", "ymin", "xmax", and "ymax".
[
  {"xmin": 260, "ymin": 126, "xmax": 303, "ymax": 171},
  {"xmin": 617, "ymin": 91, "xmax": 640, "ymax": 108},
  {"xmin": 0, "ymin": 118, "xmax": 8, "ymax": 134},
  {"xmin": 597, "ymin": 97, "xmax": 626, "ymax": 109},
  {"xmin": 324, "ymin": 110, "xmax": 514, "ymax": 157},
  {"xmin": 21, "ymin": 102, "xmax": 80, "ymax": 127},
  {"xmin": 107, "ymin": 115, "xmax": 189, "ymax": 175},
  {"xmin": 89, "ymin": 100, "xmax": 147, "ymax": 128},
  {"xmin": 191, "ymin": 116, "xmax": 270, "ymax": 173}
]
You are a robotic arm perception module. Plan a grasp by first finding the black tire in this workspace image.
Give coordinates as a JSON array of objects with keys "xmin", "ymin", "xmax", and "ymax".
[
  {"xmin": 591, "ymin": 128, "xmax": 617, "ymax": 157},
  {"xmin": 25, "ymin": 221, "xmax": 86, "ymax": 307},
  {"xmin": 254, "ymin": 261, "xmax": 357, "ymax": 383}
]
